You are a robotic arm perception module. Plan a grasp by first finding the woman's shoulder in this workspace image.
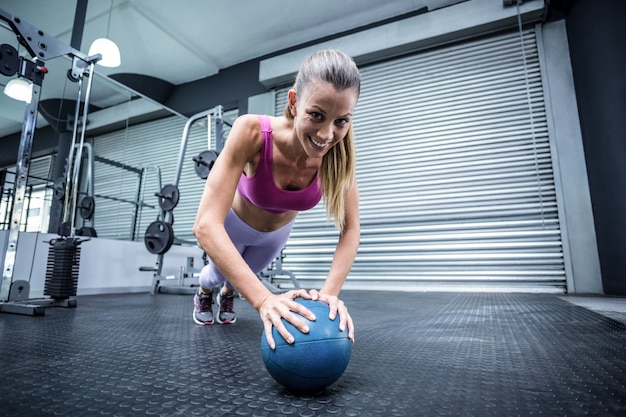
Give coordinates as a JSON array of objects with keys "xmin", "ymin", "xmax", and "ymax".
[
  {"xmin": 227, "ymin": 114, "xmax": 262, "ymax": 144},
  {"xmin": 234, "ymin": 113, "xmax": 286, "ymax": 127},
  {"xmin": 232, "ymin": 113, "xmax": 261, "ymax": 131},
  {"xmin": 232, "ymin": 114, "xmax": 290, "ymax": 141},
  {"xmin": 227, "ymin": 114, "xmax": 277, "ymax": 156}
]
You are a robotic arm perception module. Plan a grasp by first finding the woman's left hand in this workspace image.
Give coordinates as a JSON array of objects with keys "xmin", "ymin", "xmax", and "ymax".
[{"xmin": 308, "ymin": 289, "xmax": 354, "ymax": 343}]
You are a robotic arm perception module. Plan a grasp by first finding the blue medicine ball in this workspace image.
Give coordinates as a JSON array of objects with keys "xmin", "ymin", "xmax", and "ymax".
[{"xmin": 260, "ymin": 298, "xmax": 352, "ymax": 393}]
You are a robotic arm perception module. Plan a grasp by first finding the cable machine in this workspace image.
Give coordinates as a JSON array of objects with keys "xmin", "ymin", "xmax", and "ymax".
[{"xmin": 0, "ymin": 8, "xmax": 100, "ymax": 315}]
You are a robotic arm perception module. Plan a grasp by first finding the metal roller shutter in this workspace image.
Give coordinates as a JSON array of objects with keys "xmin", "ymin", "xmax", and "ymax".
[{"xmin": 275, "ymin": 27, "xmax": 565, "ymax": 292}]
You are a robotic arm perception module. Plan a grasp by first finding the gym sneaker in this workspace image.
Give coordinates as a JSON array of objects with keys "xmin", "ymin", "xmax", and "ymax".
[
  {"xmin": 216, "ymin": 291, "xmax": 237, "ymax": 324},
  {"xmin": 193, "ymin": 289, "xmax": 214, "ymax": 325}
]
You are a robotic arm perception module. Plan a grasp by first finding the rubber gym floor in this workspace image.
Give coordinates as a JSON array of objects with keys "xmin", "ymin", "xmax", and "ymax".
[{"xmin": 1, "ymin": 290, "xmax": 626, "ymax": 417}]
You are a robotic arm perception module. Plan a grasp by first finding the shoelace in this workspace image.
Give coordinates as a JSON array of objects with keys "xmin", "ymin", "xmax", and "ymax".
[
  {"xmin": 220, "ymin": 294, "xmax": 234, "ymax": 312},
  {"xmin": 197, "ymin": 293, "xmax": 212, "ymax": 311}
]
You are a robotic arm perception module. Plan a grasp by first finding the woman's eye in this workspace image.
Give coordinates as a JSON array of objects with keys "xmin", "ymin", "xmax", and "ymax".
[{"xmin": 310, "ymin": 112, "xmax": 323, "ymax": 120}]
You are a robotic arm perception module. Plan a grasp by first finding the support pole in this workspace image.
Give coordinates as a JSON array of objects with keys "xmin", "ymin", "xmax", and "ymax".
[
  {"xmin": 70, "ymin": 0, "xmax": 89, "ymax": 50},
  {"xmin": 61, "ymin": 75, "xmax": 85, "ymax": 235},
  {"xmin": 63, "ymin": 62, "xmax": 97, "ymax": 237},
  {"xmin": 0, "ymin": 83, "xmax": 42, "ymax": 302}
]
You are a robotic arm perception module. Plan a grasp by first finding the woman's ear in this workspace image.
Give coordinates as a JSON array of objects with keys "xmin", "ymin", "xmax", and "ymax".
[{"xmin": 287, "ymin": 89, "xmax": 297, "ymax": 117}]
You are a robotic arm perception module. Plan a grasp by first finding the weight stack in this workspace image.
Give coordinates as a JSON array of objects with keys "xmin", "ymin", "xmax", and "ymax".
[{"xmin": 44, "ymin": 237, "xmax": 82, "ymax": 299}]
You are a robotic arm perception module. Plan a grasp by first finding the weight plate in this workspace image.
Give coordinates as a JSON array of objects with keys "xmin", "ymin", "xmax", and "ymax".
[
  {"xmin": 193, "ymin": 149, "xmax": 219, "ymax": 179},
  {"xmin": 76, "ymin": 226, "xmax": 98, "ymax": 237},
  {"xmin": 53, "ymin": 178, "xmax": 66, "ymax": 200},
  {"xmin": 144, "ymin": 220, "xmax": 174, "ymax": 255},
  {"xmin": 79, "ymin": 196, "xmax": 95, "ymax": 219},
  {"xmin": 0, "ymin": 44, "xmax": 19, "ymax": 76},
  {"xmin": 157, "ymin": 184, "xmax": 180, "ymax": 212}
]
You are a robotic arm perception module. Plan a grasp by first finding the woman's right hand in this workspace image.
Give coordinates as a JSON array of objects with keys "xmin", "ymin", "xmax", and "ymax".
[{"xmin": 258, "ymin": 290, "xmax": 316, "ymax": 349}]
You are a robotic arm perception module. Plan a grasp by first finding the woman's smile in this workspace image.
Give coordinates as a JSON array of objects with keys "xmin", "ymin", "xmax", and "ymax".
[{"xmin": 309, "ymin": 136, "xmax": 330, "ymax": 149}]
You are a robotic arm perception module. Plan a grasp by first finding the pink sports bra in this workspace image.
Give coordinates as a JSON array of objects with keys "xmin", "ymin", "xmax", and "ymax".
[{"xmin": 236, "ymin": 115, "xmax": 322, "ymax": 214}]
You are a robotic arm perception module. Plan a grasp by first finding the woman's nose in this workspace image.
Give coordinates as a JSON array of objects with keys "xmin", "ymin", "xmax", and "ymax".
[{"xmin": 317, "ymin": 123, "xmax": 333, "ymax": 142}]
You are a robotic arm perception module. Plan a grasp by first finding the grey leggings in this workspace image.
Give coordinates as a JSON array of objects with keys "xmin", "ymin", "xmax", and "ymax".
[{"xmin": 198, "ymin": 209, "xmax": 294, "ymax": 291}]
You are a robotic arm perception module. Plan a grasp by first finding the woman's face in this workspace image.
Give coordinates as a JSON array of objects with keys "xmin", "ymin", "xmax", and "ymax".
[{"xmin": 289, "ymin": 81, "xmax": 358, "ymax": 158}]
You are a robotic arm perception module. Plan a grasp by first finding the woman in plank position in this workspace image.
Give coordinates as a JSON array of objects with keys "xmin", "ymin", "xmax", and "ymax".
[{"xmin": 192, "ymin": 49, "xmax": 361, "ymax": 348}]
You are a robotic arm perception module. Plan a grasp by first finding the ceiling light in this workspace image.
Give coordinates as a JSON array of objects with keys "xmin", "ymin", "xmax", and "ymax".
[
  {"xmin": 88, "ymin": 38, "xmax": 121, "ymax": 67},
  {"xmin": 88, "ymin": 0, "xmax": 121, "ymax": 68},
  {"xmin": 4, "ymin": 78, "xmax": 33, "ymax": 103}
]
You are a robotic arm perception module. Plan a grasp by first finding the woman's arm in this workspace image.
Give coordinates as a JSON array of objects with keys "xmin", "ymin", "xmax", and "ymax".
[
  {"xmin": 193, "ymin": 114, "xmax": 269, "ymax": 306},
  {"xmin": 312, "ymin": 181, "xmax": 360, "ymax": 342},
  {"xmin": 322, "ymin": 181, "xmax": 360, "ymax": 296}
]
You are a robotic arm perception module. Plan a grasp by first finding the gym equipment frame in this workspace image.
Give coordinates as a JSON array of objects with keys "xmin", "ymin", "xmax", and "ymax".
[
  {"xmin": 0, "ymin": 8, "xmax": 99, "ymax": 315},
  {"xmin": 140, "ymin": 106, "xmax": 230, "ymax": 294}
]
